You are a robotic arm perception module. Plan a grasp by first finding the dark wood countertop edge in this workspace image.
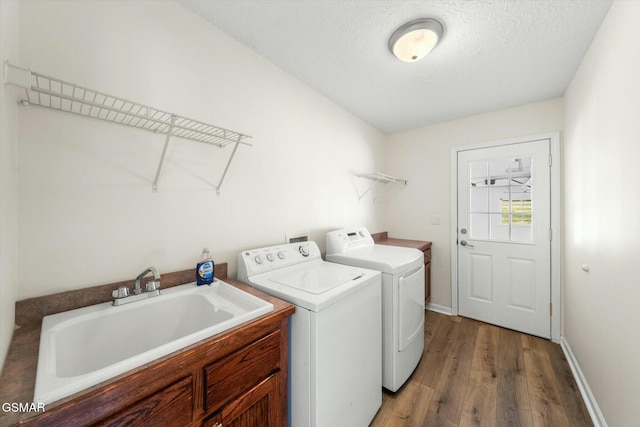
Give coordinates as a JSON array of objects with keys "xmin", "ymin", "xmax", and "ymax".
[
  {"xmin": 371, "ymin": 231, "xmax": 388, "ymax": 243},
  {"xmin": 0, "ymin": 264, "xmax": 294, "ymax": 427},
  {"xmin": 372, "ymin": 231, "xmax": 432, "ymax": 252}
]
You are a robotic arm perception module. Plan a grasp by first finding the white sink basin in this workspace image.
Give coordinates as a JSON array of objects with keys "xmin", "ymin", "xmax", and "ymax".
[{"xmin": 34, "ymin": 280, "xmax": 273, "ymax": 404}]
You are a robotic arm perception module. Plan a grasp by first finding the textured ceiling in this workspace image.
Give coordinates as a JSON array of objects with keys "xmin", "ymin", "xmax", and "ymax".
[{"xmin": 176, "ymin": 0, "xmax": 612, "ymax": 134}]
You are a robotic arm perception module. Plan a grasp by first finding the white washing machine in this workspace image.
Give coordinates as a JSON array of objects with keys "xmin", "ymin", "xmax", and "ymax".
[
  {"xmin": 237, "ymin": 241, "xmax": 382, "ymax": 427},
  {"xmin": 326, "ymin": 227, "xmax": 425, "ymax": 392}
]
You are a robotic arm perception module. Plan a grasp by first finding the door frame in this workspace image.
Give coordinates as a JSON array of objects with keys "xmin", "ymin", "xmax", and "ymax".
[{"xmin": 450, "ymin": 132, "xmax": 561, "ymax": 342}]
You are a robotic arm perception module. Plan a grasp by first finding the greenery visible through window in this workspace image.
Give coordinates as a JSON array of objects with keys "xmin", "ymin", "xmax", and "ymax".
[{"xmin": 501, "ymin": 199, "xmax": 532, "ymax": 225}]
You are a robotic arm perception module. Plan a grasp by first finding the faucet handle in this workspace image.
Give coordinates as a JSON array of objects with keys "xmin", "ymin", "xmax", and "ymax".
[
  {"xmin": 112, "ymin": 286, "xmax": 130, "ymax": 299},
  {"xmin": 146, "ymin": 280, "xmax": 160, "ymax": 292}
]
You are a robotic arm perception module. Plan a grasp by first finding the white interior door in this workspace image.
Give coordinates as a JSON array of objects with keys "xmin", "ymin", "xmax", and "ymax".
[{"xmin": 457, "ymin": 139, "xmax": 551, "ymax": 338}]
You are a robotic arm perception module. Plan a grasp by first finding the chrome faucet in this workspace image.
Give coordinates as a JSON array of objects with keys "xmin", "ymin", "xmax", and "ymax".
[
  {"xmin": 112, "ymin": 266, "xmax": 161, "ymax": 306},
  {"xmin": 134, "ymin": 266, "xmax": 161, "ymax": 294}
]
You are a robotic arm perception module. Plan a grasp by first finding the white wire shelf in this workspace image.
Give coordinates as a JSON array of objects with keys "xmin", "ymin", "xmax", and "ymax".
[
  {"xmin": 354, "ymin": 172, "xmax": 408, "ymax": 201},
  {"xmin": 356, "ymin": 172, "xmax": 408, "ymax": 185},
  {"xmin": 3, "ymin": 62, "xmax": 251, "ymax": 194}
]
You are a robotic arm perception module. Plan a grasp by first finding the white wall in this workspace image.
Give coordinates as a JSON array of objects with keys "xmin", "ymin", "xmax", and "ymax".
[
  {"xmin": 0, "ymin": 0, "xmax": 20, "ymax": 372},
  {"xmin": 15, "ymin": 0, "xmax": 385, "ymax": 299},
  {"xmin": 383, "ymin": 98, "xmax": 563, "ymax": 309},
  {"xmin": 563, "ymin": 1, "xmax": 640, "ymax": 425},
  {"xmin": 10, "ymin": 5, "xmax": 638, "ymax": 425}
]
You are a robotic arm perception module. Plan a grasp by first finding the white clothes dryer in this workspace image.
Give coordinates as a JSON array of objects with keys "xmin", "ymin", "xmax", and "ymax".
[
  {"xmin": 326, "ymin": 227, "xmax": 425, "ymax": 392},
  {"xmin": 237, "ymin": 241, "xmax": 382, "ymax": 427}
]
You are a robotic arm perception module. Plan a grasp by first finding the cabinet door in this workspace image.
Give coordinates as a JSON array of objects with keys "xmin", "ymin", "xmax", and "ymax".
[
  {"xmin": 95, "ymin": 376, "xmax": 193, "ymax": 427},
  {"xmin": 424, "ymin": 248, "xmax": 431, "ymax": 304},
  {"xmin": 425, "ymin": 261, "xmax": 431, "ymax": 304},
  {"xmin": 205, "ymin": 373, "xmax": 282, "ymax": 427},
  {"xmin": 204, "ymin": 331, "xmax": 280, "ymax": 413}
]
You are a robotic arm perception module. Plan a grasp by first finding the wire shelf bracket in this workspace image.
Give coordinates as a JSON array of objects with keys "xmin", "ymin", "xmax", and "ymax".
[
  {"xmin": 3, "ymin": 61, "xmax": 252, "ymax": 195},
  {"xmin": 355, "ymin": 172, "xmax": 408, "ymax": 201}
]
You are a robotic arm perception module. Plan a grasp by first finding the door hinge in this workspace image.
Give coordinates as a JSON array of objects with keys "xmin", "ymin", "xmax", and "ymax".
[
  {"xmin": 549, "ymin": 154, "xmax": 553, "ymax": 167},
  {"xmin": 549, "ymin": 229, "xmax": 553, "ymax": 241},
  {"xmin": 549, "ymin": 303, "xmax": 553, "ymax": 316}
]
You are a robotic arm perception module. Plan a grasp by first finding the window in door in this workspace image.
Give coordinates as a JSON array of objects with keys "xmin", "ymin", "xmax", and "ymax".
[{"xmin": 468, "ymin": 156, "xmax": 533, "ymax": 243}]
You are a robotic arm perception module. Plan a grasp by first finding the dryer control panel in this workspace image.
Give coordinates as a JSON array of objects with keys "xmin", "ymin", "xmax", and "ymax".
[
  {"xmin": 237, "ymin": 241, "xmax": 322, "ymax": 281},
  {"xmin": 326, "ymin": 226, "xmax": 375, "ymax": 254}
]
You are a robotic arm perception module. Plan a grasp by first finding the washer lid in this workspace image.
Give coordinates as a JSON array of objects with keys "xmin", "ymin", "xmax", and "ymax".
[
  {"xmin": 247, "ymin": 260, "xmax": 380, "ymax": 312},
  {"xmin": 326, "ymin": 244, "xmax": 423, "ymax": 274},
  {"xmin": 269, "ymin": 263, "xmax": 365, "ymax": 294}
]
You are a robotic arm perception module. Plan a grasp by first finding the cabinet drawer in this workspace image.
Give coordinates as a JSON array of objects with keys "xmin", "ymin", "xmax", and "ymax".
[
  {"xmin": 203, "ymin": 373, "xmax": 281, "ymax": 427},
  {"xmin": 96, "ymin": 376, "xmax": 193, "ymax": 427},
  {"xmin": 423, "ymin": 248, "xmax": 431, "ymax": 262},
  {"xmin": 204, "ymin": 330, "xmax": 281, "ymax": 413}
]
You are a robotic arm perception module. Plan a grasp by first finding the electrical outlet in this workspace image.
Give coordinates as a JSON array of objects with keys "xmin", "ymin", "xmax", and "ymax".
[{"xmin": 431, "ymin": 215, "xmax": 441, "ymax": 225}]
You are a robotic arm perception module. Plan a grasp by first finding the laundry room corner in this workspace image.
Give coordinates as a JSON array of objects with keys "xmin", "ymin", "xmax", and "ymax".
[{"xmin": 381, "ymin": 98, "xmax": 564, "ymax": 311}]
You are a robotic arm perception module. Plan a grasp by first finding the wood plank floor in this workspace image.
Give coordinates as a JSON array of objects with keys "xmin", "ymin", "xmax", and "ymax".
[{"xmin": 370, "ymin": 311, "xmax": 592, "ymax": 427}]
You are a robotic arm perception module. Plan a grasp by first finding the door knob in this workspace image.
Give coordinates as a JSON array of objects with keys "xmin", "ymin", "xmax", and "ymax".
[{"xmin": 460, "ymin": 240, "xmax": 474, "ymax": 248}]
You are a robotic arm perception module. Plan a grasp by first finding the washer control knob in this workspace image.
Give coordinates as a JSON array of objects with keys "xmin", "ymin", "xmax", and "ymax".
[
  {"xmin": 277, "ymin": 251, "xmax": 286, "ymax": 260},
  {"xmin": 299, "ymin": 245, "xmax": 310, "ymax": 257},
  {"xmin": 254, "ymin": 255, "xmax": 264, "ymax": 264},
  {"xmin": 266, "ymin": 253, "xmax": 275, "ymax": 262}
]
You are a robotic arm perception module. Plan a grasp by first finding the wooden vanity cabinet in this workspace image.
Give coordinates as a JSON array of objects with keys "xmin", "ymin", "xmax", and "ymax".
[
  {"xmin": 21, "ymin": 288, "xmax": 293, "ymax": 427},
  {"xmin": 203, "ymin": 330, "xmax": 283, "ymax": 427},
  {"xmin": 96, "ymin": 376, "xmax": 194, "ymax": 427},
  {"xmin": 101, "ymin": 331, "xmax": 284, "ymax": 427}
]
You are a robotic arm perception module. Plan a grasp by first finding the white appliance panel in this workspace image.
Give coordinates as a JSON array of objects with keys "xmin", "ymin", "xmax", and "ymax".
[
  {"xmin": 325, "ymin": 227, "xmax": 426, "ymax": 392},
  {"xmin": 237, "ymin": 241, "xmax": 382, "ymax": 427},
  {"xmin": 290, "ymin": 307, "xmax": 311, "ymax": 427},
  {"xmin": 314, "ymin": 278, "xmax": 382, "ymax": 426},
  {"xmin": 399, "ymin": 265, "xmax": 426, "ymax": 351}
]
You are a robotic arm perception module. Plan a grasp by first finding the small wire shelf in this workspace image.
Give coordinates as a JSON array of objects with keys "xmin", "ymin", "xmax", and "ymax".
[
  {"xmin": 3, "ymin": 62, "xmax": 251, "ymax": 194},
  {"xmin": 355, "ymin": 172, "xmax": 407, "ymax": 201},
  {"xmin": 356, "ymin": 172, "xmax": 408, "ymax": 185}
]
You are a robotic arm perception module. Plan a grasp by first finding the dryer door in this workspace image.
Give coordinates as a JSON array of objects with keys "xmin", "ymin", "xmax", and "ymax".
[{"xmin": 398, "ymin": 264, "xmax": 425, "ymax": 351}]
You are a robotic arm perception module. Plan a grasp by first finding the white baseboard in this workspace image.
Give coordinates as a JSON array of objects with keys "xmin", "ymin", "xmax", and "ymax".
[
  {"xmin": 425, "ymin": 303, "xmax": 452, "ymax": 316},
  {"xmin": 560, "ymin": 337, "xmax": 608, "ymax": 427}
]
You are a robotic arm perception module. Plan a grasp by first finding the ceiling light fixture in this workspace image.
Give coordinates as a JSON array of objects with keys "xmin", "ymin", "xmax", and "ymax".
[{"xmin": 388, "ymin": 18, "xmax": 444, "ymax": 63}]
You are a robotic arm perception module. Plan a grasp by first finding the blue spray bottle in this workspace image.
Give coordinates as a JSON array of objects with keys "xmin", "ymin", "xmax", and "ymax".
[{"xmin": 196, "ymin": 248, "xmax": 214, "ymax": 286}]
